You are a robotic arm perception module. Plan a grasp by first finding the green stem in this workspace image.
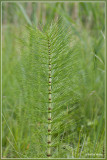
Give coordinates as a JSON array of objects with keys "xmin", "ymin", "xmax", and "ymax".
[{"xmin": 47, "ymin": 37, "xmax": 52, "ymax": 158}]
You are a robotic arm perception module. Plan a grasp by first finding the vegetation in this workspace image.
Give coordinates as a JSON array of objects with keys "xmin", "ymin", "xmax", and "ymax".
[{"xmin": 2, "ymin": 2, "xmax": 105, "ymax": 158}]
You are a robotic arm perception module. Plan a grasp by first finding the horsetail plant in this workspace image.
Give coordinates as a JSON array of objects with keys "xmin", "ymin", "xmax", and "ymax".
[{"xmin": 18, "ymin": 19, "xmax": 81, "ymax": 158}]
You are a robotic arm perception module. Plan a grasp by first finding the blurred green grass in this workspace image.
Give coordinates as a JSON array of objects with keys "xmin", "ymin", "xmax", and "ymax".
[{"xmin": 2, "ymin": 2, "xmax": 105, "ymax": 158}]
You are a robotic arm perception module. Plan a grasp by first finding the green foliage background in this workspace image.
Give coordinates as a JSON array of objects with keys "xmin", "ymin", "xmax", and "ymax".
[{"xmin": 2, "ymin": 2, "xmax": 105, "ymax": 158}]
